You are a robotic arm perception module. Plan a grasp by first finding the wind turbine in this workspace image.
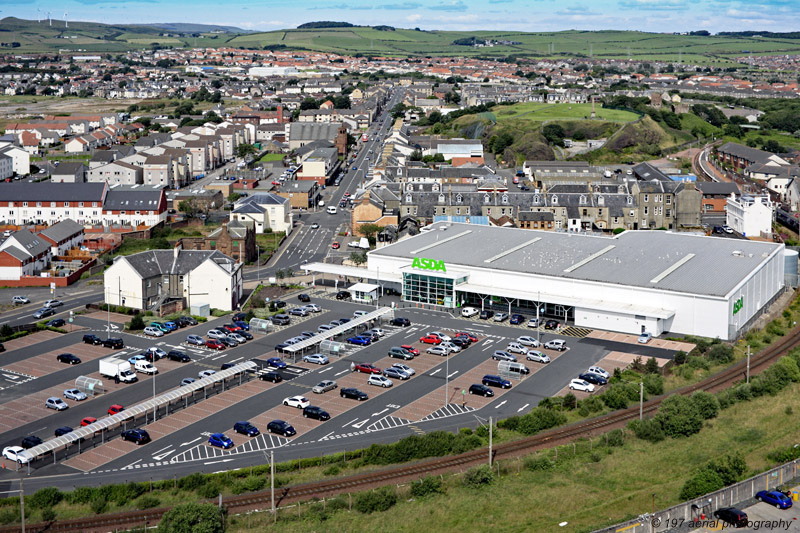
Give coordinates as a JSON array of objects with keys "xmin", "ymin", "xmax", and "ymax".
[
  {"xmin": 48, "ymin": 11, "xmax": 51, "ymax": 26},
  {"xmin": 64, "ymin": 11, "xmax": 68, "ymax": 28},
  {"xmin": 37, "ymin": 8, "xmax": 41, "ymax": 23}
]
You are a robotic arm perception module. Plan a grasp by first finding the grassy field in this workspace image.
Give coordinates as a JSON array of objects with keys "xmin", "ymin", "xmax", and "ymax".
[
  {"xmin": 257, "ymin": 153, "xmax": 285, "ymax": 163},
  {"xmin": 494, "ymin": 102, "xmax": 640, "ymax": 124}
]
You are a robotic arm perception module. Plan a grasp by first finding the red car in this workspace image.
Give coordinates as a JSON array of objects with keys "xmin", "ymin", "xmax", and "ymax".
[
  {"xmin": 456, "ymin": 332, "xmax": 479, "ymax": 343},
  {"xmin": 354, "ymin": 363, "xmax": 381, "ymax": 374},
  {"xmin": 332, "ymin": 242, "xmax": 340, "ymax": 250},
  {"xmin": 108, "ymin": 404, "xmax": 124, "ymax": 416},
  {"xmin": 221, "ymin": 324, "xmax": 241, "ymax": 332},
  {"xmin": 420, "ymin": 335, "xmax": 442, "ymax": 345},
  {"xmin": 400, "ymin": 344, "xmax": 419, "ymax": 356},
  {"xmin": 80, "ymin": 417, "xmax": 97, "ymax": 427},
  {"xmin": 206, "ymin": 339, "xmax": 226, "ymax": 350},
  {"xmin": 272, "ymin": 181, "xmax": 281, "ymax": 186},
  {"xmin": 343, "ymin": 192, "xmax": 351, "ymax": 198}
]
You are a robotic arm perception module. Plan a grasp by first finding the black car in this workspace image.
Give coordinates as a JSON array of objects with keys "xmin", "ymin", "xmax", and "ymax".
[
  {"xmin": 239, "ymin": 331, "xmax": 253, "ymax": 340},
  {"xmin": 479, "ymin": 309, "xmax": 494, "ymax": 320},
  {"xmin": 232, "ymin": 312, "xmax": 247, "ymax": 322},
  {"xmin": 54, "ymin": 426, "xmax": 74, "ymax": 437},
  {"xmin": 544, "ymin": 319, "xmax": 559, "ymax": 330},
  {"xmin": 391, "ymin": 317, "xmax": 411, "ymax": 327},
  {"xmin": 340, "ymin": 387, "xmax": 368, "ymax": 401},
  {"xmin": 167, "ymin": 350, "xmax": 191, "ymax": 363},
  {"xmin": 267, "ymin": 420, "xmax": 296, "ymax": 437},
  {"xmin": 103, "ymin": 338, "xmax": 124, "ymax": 349},
  {"xmin": 46, "ymin": 318, "xmax": 65, "ymax": 328},
  {"xmin": 273, "ymin": 300, "xmax": 286, "ymax": 308},
  {"xmin": 173, "ymin": 316, "xmax": 190, "ymax": 328},
  {"xmin": 298, "ymin": 294, "xmax": 311, "ymax": 302},
  {"xmin": 21, "ymin": 435, "xmax": 43, "ymax": 449},
  {"xmin": 713, "ymin": 226, "xmax": 725, "ymax": 234},
  {"xmin": 468, "ymin": 384, "xmax": 495, "ymax": 397},
  {"xmin": 713, "ymin": 507, "xmax": 748, "ymax": 528},
  {"xmin": 121, "ymin": 428, "xmax": 151, "ymax": 445},
  {"xmin": 233, "ymin": 421, "xmax": 260, "ymax": 437},
  {"xmin": 83, "ymin": 334, "xmax": 102, "ymax": 345},
  {"xmin": 303, "ymin": 406, "xmax": 331, "ymax": 421},
  {"xmin": 336, "ymin": 291, "xmax": 351, "ymax": 300},
  {"xmin": 221, "ymin": 362, "xmax": 237, "ymax": 370},
  {"xmin": 0, "ymin": 343, "xmax": 4, "ymax": 353},
  {"xmin": 259, "ymin": 371, "xmax": 283, "ymax": 383},
  {"xmin": 57, "ymin": 353, "xmax": 81, "ymax": 365},
  {"xmin": 578, "ymin": 372, "xmax": 608, "ymax": 386},
  {"xmin": 450, "ymin": 338, "xmax": 470, "ymax": 349},
  {"xmin": 220, "ymin": 337, "xmax": 239, "ymax": 347},
  {"xmin": 482, "ymin": 375, "xmax": 512, "ymax": 389}
]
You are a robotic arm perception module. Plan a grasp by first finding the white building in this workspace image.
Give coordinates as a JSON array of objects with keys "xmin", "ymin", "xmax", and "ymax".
[
  {"xmin": 0, "ymin": 153, "xmax": 12, "ymax": 180},
  {"xmin": 304, "ymin": 222, "xmax": 785, "ymax": 340},
  {"xmin": 104, "ymin": 247, "xmax": 243, "ymax": 311},
  {"xmin": 726, "ymin": 194, "xmax": 774, "ymax": 238},
  {"xmin": 0, "ymin": 144, "xmax": 30, "ymax": 176},
  {"xmin": 0, "ymin": 230, "xmax": 52, "ymax": 280},
  {"xmin": 229, "ymin": 193, "xmax": 292, "ymax": 235}
]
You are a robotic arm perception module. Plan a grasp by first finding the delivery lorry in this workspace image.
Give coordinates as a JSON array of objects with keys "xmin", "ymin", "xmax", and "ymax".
[{"xmin": 99, "ymin": 357, "xmax": 138, "ymax": 383}]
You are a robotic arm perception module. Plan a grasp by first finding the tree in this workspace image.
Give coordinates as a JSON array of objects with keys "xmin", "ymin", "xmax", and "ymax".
[
  {"xmin": 542, "ymin": 124, "xmax": 565, "ymax": 146},
  {"xmin": 178, "ymin": 199, "xmax": 201, "ymax": 218},
  {"xmin": 157, "ymin": 502, "xmax": 224, "ymax": 533},
  {"xmin": 350, "ymin": 251, "xmax": 367, "ymax": 265},
  {"xmin": 227, "ymin": 192, "xmax": 242, "ymax": 203},
  {"xmin": 409, "ymin": 149, "xmax": 423, "ymax": 161},
  {"xmin": 129, "ymin": 314, "xmax": 145, "ymax": 330},
  {"xmin": 236, "ymin": 144, "xmax": 257, "ymax": 158}
]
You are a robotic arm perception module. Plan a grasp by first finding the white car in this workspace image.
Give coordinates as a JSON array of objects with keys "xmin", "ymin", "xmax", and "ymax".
[
  {"xmin": 391, "ymin": 363, "xmax": 415, "ymax": 376},
  {"xmin": 517, "ymin": 336, "xmax": 540, "ymax": 348},
  {"xmin": 367, "ymin": 327, "xmax": 385, "ymax": 337},
  {"xmin": 428, "ymin": 331, "xmax": 451, "ymax": 342},
  {"xmin": 12, "ymin": 296, "xmax": 29, "ymax": 304},
  {"xmin": 638, "ymin": 332, "xmax": 652, "ymax": 344},
  {"xmin": 526, "ymin": 350, "xmax": 550, "ymax": 364},
  {"xmin": 64, "ymin": 388, "xmax": 87, "ymax": 401},
  {"xmin": 461, "ymin": 307, "xmax": 479, "ymax": 318},
  {"xmin": 198, "ymin": 369, "xmax": 217, "ymax": 379},
  {"xmin": 440, "ymin": 341, "xmax": 460, "ymax": 353},
  {"xmin": 43, "ymin": 299, "xmax": 63, "ymax": 308},
  {"xmin": 143, "ymin": 327, "xmax": 164, "ymax": 337},
  {"xmin": 544, "ymin": 339, "xmax": 566, "ymax": 351},
  {"xmin": 569, "ymin": 379, "xmax": 595, "ymax": 393},
  {"xmin": 207, "ymin": 329, "xmax": 227, "ymax": 340},
  {"xmin": 526, "ymin": 318, "xmax": 540, "ymax": 328},
  {"xmin": 2, "ymin": 446, "xmax": 30, "ymax": 464},
  {"xmin": 722, "ymin": 225, "xmax": 734, "ymax": 234},
  {"xmin": 367, "ymin": 375, "xmax": 393, "ymax": 388},
  {"xmin": 283, "ymin": 396, "xmax": 310, "ymax": 409},
  {"xmin": 587, "ymin": 366, "xmax": 610, "ymax": 379},
  {"xmin": 228, "ymin": 332, "xmax": 247, "ymax": 343},
  {"xmin": 506, "ymin": 342, "xmax": 528, "ymax": 355},
  {"xmin": 426, "ymin": 346, "xmax": 448, "ymax": 356},
  {"xmin": 304, "ymin": 303, "xmax": 322, "ymax": 313},
  {"xmin": 303, "ymin": 353, "xmax": 329, "ymax": 365}
]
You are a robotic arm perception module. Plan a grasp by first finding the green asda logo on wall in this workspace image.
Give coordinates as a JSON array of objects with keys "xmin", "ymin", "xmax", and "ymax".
[
  {"xmin": 412, "ymin": 257, "xmax": 446, "ymax": 273},
  {"xmin": 733, "ymin": 296, "xmax": 743, "ymax": 316}
]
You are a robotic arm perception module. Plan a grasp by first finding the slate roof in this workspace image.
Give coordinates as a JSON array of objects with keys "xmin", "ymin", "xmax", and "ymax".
[
  {"xmin": 717, "ymin": 142, "xmax": 775, "ymax": 165},
  {"xmin": 0, "ymin": 183, "xmax": 106, "ymax": 202},
  {"xmin": 5, "ymin": 230, "xmax": 50, "ymax": 258},
  {"xmin": 1, "ymin": 246, "xmax": 28, "ymax": 262},
  {"xmin": 289, "ymin": 123, "xmax": 342, "ymax": 142},
  {"xmin": 695, "ymin": 182, "xmax": 741, "ymax": 196},
  {"xmin": 52, "ymin": 161, "xmax": 87, "ymax": 177},
  {"xmin": 104, "ymin": 187, "xmax": 163, "ymax": 210},
  {"xmin": 633, "ymin": 162, "xmax": 670, "ymax": 182},
  {"xmin": 121, "ymin": 249, "xmax": 235, "ymax": 279},
  {"xmin": 38, "ymin": 219, "xmax": 84, "ymax": 243}
]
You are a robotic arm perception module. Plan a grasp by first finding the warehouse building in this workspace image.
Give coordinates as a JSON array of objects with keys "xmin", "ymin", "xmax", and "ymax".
[{"xmin": 304, "ymin": 223, "xmax": 787, "ymax": 340}]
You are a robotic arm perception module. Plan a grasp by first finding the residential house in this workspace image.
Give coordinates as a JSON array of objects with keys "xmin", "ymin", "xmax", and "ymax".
[
  {"xmin": 180, "ymin": 221, "xmax": 256, "ymax": 263},
  {"xmin": 38, "ymin": 218, "xmax": 85, "ymax": 256},
  {"xmin": 0, "ymin": 229, "xmax": 51, "ymax": 280},
  {"xmin": 51, "ymin": 161, "xmax": 87, "ymax": 183},
  {"xmin": 297, "ymin": 147, "xmax": 338, "ymax": 186},
  {"xmin": 87, "ymin": 160, "xmax": 143, "ymax": 185},
  {"xmin": 695, "ymin": 181, "xmax": 740, "ymax": 215},
  {"xmin": 726, "ymin": 194, "xmax": 774, "ymax": 237},
  {"xmin": 276, "ymin": 180, "xmax": 321, "ymax": 209},
  {"xmin": 0, "ymin": 143, "xmax": 30, "ymax": 176},
  {"xmin": 229, "ymin": 193, "xmax": 292, "ymax": 234}
]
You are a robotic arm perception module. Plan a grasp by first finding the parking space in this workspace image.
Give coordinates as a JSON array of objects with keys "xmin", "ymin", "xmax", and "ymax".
[
  {"xmin": 84, "ymin": 311, "xmax": 131, "ymax": 325},
  {"xmin": 0, "ymin": 379, "xmax": 104, "ymax": 433},
  {"xmin": 0, "ymin": 330, "xmax": 61, "ymax": 353},
  {"xmin": 0, "ymin": 342, "xmax": 112, "ymax": 378},
  {"xmin": 586, "ymin": 330, "xmax": 695, "ymax": 352}
]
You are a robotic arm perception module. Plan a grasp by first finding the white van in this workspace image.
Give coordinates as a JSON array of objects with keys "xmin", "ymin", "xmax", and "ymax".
[
  {"xmin": 326, "ymin": 206, "xmax": 337, "ymax": 215},
  {"xmin": 134, "ymin": 360, "xmax": 158, "ymax": 375}
]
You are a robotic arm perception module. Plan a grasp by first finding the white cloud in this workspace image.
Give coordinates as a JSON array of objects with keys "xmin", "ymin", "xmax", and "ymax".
[{"xmin": 405, "ymin": 13, "xmax": 423, "ymax": 22}]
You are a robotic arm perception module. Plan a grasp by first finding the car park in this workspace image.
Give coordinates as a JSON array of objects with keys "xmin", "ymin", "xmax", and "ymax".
[
  {"xmin": 368, "ymin": 375, "xmax": 393, "ymax": 388},
  {"xmin": 260, "ymin": 371, "xmax": 283, "ymax": 383},
  {"xmin": 383, "ymin": 367, "xmax": 409, "ymax": 380},
  {"xmin": 121, "ymin": 428, "xmax": 151, "ymax": 445},
  {"xmin": 755, "ymin": 490, "xmax": 793, "ymax": 509},
  {"xmin": 347, "ymin": 336, "xmax": 371, "ymax": 345},
  {"xmin": 199, "ymin": 370, "xmax": 216, "ymax": 379},
  {"xmin": 527, "ymin": 318, "xmax": 540, "ymax": 328},
  {"xmin": 3, "ymin": 446, "xmax": 30, "ymax": 464},
  {"xmin": 526, "ymin": 350, "xmax": 550, "ymax": 363},
  {"xmin": 492, "ymin": 350, "xmax": 517, "ymax": 362},
  {"xmin": 54, "ymin": 426, "xmax": 73, "ymax": 437},
  {"xmin": 506, "ymin": 342, "xmax": 528, "ymax": 355},
  {"xmin": 340, "ymin": 388, "xmax": 368, "ymax": 401},
  {"xmin": 208, "ymin": 433, "xmax": 234, "ymax": 449},
  {"xmin": 303, "ymin": 406, "xmax": 331, "ymax": 421},
  {"xmin": 64, "ymin": 388, "xmax": 87, "ymax": 401},
  {"xmin": 283, "ymin": 396, "xmax": 310, "ymax": 409},
  {"xmin": 544, "ymin": 339, "xmax": 566, "ymax": 351},
  {"xmin": 588, "ymin": 366, "xmax": 609, "ymax": 379},
  {"xmin": 638, "ymin": 332, "xmax": 652, "ymax": 344},
  {"xmin": 569, "ymin": 379, "xmax": 595, "ymax": 392},
  {"xmin": 493, "ymin": 312, "xmax": 509, "ymax": 322},
  {"xmin": 21, "ymin": 436, "xmax": 43, "ymax": 449},
  {"xmin": 206, "ymin": 339, "xmax": 225, "ymax": 350},
  {"xmin": 33, "ymin": 308, "xmax": 55, "ymax": 319},
  {"xmin": 579, "ymin": 372, "xmax": 608, "ymax": 385},
  {"xmin": 46, "ymin": 397, "xmax": 68, "ymax": 410},
  {"xmin": 267, "ymin": 420, "xmax": 296, "ymax": 437},
  {"xmin": 517, "ymin": 336, "xmax": 540, "ymax": 347},
  {"xmin": 234, "ymin": 421, "xmax": 260, "ymax": 437},
  {"xmin": 12, "ymin": 296, "xmax": 29, "ymax": 305},
  {"xmin": 143, "ymin": 326, "xmax": 164, "ymax": 337},
  {"xmin": 303, "ymin": 353, "xmax": 329, "ymax": 365},
  {"xmin": 167, "ymin": 350, "xmax": 191, "ymax": 363},
  {"xmin": 482, "ymin": 375, "xmax": 511, "ymax": 389},
  {"xmin": 271, "ymin": 314, "xmax": 291, "ymax": 326},
  {"xmin": 57, "ymin": 353, "xmax": 81, "ymax": 365},
  {"xmin": 713, "ymin": 507, "xmax": 748, "ymax": 527},
  {"xmin": 479, "ymin": 309, "xmax": 494, "ymax": 320},
  {"xmin": 103, "ymin": 338, "xmax": 124, "ymax": 349},
  {"xmin": 83, "ymin": 334, "xmax": 102, "ymax": 345},
  {"xmin": 391, "ymin": 317, "xmax": 411, "ymax": 327},
  {"xmin": 469, "ymin": 384, "xmax": 494, "ymax": 397}
]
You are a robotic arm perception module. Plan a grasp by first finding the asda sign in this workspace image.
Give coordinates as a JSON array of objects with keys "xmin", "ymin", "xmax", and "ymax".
[
  {"xmin": 412, "ymin": 257, "xmax": 446, "ymax": 273},
  {"xmin": 732, "ymin": 296, "xmax": 743, "ymax": 316}
]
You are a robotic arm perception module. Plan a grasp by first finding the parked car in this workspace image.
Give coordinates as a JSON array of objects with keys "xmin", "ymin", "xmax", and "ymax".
[
  {"xmin": 103, "ymin": 338, "xmax": 124, "ymax": 349},
  {"xmin": 544, "ymin": 339, "xmax": 566, "ymax": 351},
  {"xmin": 46, "ymin": 318, "xmax": 65, "ymax": 328},
  {"xmin": 121, "ymin": 428, "xmax": 151, "ymax": 445},
  {"xmin": 391, "ymin": 317, "xmax": 411, "ymax": 327},
  {"xmin": 298, "ymin": 293, "xmax": 310, "ymax": 302},
  {"xmin": 181, "ymin": 378, "xmax": 196, "ymax": 387},
  {"xmin": 46, "ymin": 397, "xmax": 68, "ymax": 410},
  {"xmin": 354, "ymin": 363, "xmax": 381, "ymax": 374},
  {"xmin": 368, "ymin": 375, "xmax": 393, "ymax": 388},
  {"xmin": 492, "ymin": 350, "xmax": 517, "ymax": 362},
  {"xmin": 44, "ymin": 299, "xmax": 63, "ymax": 308},
  {"xmin": 150, "ymin": 322, "xmax": 170, "ymax": 333},
  {"xmin": 267, "ymin": 420, "xmax": 296, "ymax": 437},
  {"xmin": 12, "ymin": 296, "xmax": 29, "ymax": 305},
  {"xmin": 388, "ymin": 346, "xmax": 414, "ymax": 360},
  {"xmin": 526, "ymin": 351, "xmax": 550, "ymax": 363},
  {"xmin": 517, "ymin": 336, "xmax": 540, "ymax": 348},
  {"xmin": 510, "ymin": 314, "xmax": 526, "ymax": 325},
  {"xmin": 638, "ymin": 332, "xmax": 652, "ymax": 344},
  {"xmin": 506, "ymin": 342, "xmax": 528, "ymax": 355},
  {"xmin": 145, "ymin": 347, "xmax": 166, "ymax": 360},
  {"xmin": 54, "ymin": 426, "xmax": 73, "ymax": 437},
  {"xmin": 33, "ymin": 308, "xmax": 55, "ymax": 319},
  {"xmin": 383, "ymin": 367, "xmax": 410, "ymax": 380},
  {"xmin": 755, "ymin": 490, "xmax": 793, "ymax": 509},
  {"xmin": 267, "ymin": 357, "xmax": 287, "ymax": 369},
  {"xmin": 400, "ymin": 345, "xmax": 420, "ymax": 356},
  {"xmin": 233, "ymin": 421, "xmax": 260, "ymax": 437},
  {"xmin": 303, "ymin": 406, "xmax": 331, "ymax": 421},
  {"xmin": 220, "ymin": 324, "xmax": 241, "ymax": 333},
  {"xmin": 587, "ymin": 366, "xmax": 610, "ymax": 379},
  {"xmin": 271, "ymin": 314, "xmax": 291, "ymax": 326},
  {"xmin": 233, "ymin": 320, "xmax": 250, "ymax": 329},
  {"xmin": 392, "ymin": 363, "xmax": 416, "ymax": 376},
  {"xmin": 463, "ymin": 307, "xmax": 480, "ymax": 318},
  {"xmin": 2, "ymin": 446, "xmax": 30, "ymax": 464},
  {"xmin": 63, "ymin": 388, "xmax": 87, "ymax": 401},
  {"xmin": 468, "ymin": 384, "xmax": 495, "ymax": 397},
  {"xmin": 426, "ymin": 346, "xmax": 448, "ymax": 356},
  {"xmin": 493, "ymin": 312, "xmax": 509, "ymax": 322},
  {"xmin": 713, "ymin": 507, "xmax": 748, "ymax": 527},
  {"xmin": 304, "ymin": 304, "xmax": 322, "ymax": 313},
  {"xmin": 83, "ymin": 334, "xmax": 102, "ymax": 345},
  {"xmin": 143, "ymin": 326, "xmax": 164, "ymax": 337},
  {"xmin": 57, "ymin": 353, "xmax": 81, "ymax": 365},
  {"xmin": 80, "ymin": 417, "xmax": 97, "ymax": 427},
  {"xmin": 482, "ymin": 375, "xmax": 512, "ymax": 389},
  {"xmin": 198, "ymin": 370, "xmax": 216, "ymax": 379},
  {"xmin": 107, "ymin": 404, "xmax": 125, "ymax": 415},
  {"xmin": 167, "ymin": 350, "xmax": 191, "ymax": 363},
  {"xmin": 221, "ymin": 336, "xmax": 239, "ymax": 347},
  {"xmin": 456, "ymin": 332, "xmax": 478, "ymax": 343},
  {"xmin": 347, "ymin": 336, "xmax": 371, "ymax": 346},
  {"xmin": 20, "ymin": 436, "xmax": 43, "ymax": 449},
  {"xmin": 479, "ymin": 309, "xmax": 494, "ymax": 320},
  {"xmin": 206, "ymin": 339, "xmax": 225, "ymax": 350},
  {"xmin": 340, "ymin": 388, "xmax": 368, "ymax": 401},
  {"xmin": 578, "ymin": 372, "xmax": 608, "ymax": 386},
  {"xmin": 303, "ymin": 353, "xmax": 329, "ymax": 365},
  {"xmin": 313, "ymin": 380, "xmax": 338, "ymax": 394},
  {"xmin": 568, "ymin": 379, "xmax": 595, "ymax": 392},
  {"xmin": 420, "ymin": 335, "xmax": 442, "ymax": 345},
  {"xmin": 527, "ymin": 318, "xmax": 540, "ymax": 328},
  {"xmin": 228, "ymin": 332, "xmax": 247, "ymax": 344},
  {"xmin": 544, "ymin": 319, "xmax": 559, "ymax": 330},
  {"xmin": 259, "ymin": 371, "xmax": 283, "ymax": 383},
  {"xmin": 335, "ymin": 291, "xmax": 351, "ymax": 300},
  {"xmin": 232, "ymin": 312, "xmax": 247, "ymax": 322},
  {"xmin": 208, "ymin": 433, "xmax": 234, "ymax": 449},
  {"xmin": 283, "ymin": 396, "xmax": 310, "ymax": 409},
  {"xmin": 290, "ymin": 307, "xmax": 309, "ymax": 317}
]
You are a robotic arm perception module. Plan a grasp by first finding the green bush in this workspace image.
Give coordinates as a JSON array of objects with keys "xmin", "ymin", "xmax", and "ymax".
[
  {"xmin": 90, "ymin": 497, "xmax": 107, "ymax": 515},
  {"xmin": 656, "ymin": 395, "xmax": 703, "ymax": 438},
  {"xmin": 158, "ymin": 502, "xmax": 224, "ymax": 533},
  {"xmin": 708, "ymin": 343, "xmax": 734, "ymax": 364},
  {"xmin": 606, "ymin": 429, "xmax": 625, "ymax": 447},
  {"xmin": 323, "ymin": 465, "xmax": 341, "ymax": 476},
  {"xmin": 129, "ymin": 314, "xmax": 145, "ymax": 330},
  {"xmin": 679, "ymin": 467, "xmax": 724, "ymax": 500},
  {"xmin": 524, "ymin": 455, "xmax": 555, "ymax": 471},
  {"xmin": 563, "ymin": 392, "xmax": 577, "ymax": 409},
  {"xmin": 462, "ymin": 464, "xmax": 495, "ymax": 488},
  {"xmin": 680, "ymin": 454, "xmax": 746, "ymax": 500},
  {"xmin": 645, "ymin": 357, "xmax": 660, "ymax": 374},
  {"xmin": 231, "ymin": 476, "xmax": 266, "ymax": 495},
  {"xmin": 690, "ymin": 391, "xmax": 720, "ymax": 420},
  {"xmin": 353, "ymin": 487, "xmax": 397, "ymax": 513},
  {"xmin": 177, "ymin": 472, "xmax": 206, "ymax": 491},
  {"xmin": 673, "ymin": 350, "xmax": 688, "ymax": 365},
  {"xmin": 68, "ymin": 487, "xmax": 96, "ymax": 504},
  {"xmin": 600, "ymin": 383, "xmax": 634, "ymax": 410},
  {"xmin": 628, "ymin": 418, "xmax": 665, "ymax": 443},
  {"xmin": 0, "ymin": 507, "xmax": 20, "ymax": 524},
  {"xmin": 136, "ymin": 495, "xmax": 161, "ymax": 510},
  {"xmin": 643, "ymin": 374, "xmax": 664, "ymax": 396},
  {"xmin": 40, "ymin": 508, "xmax": 56, "ymax": 522},
  {"xmin": 501, "ymin": 407, "xmax": 566, "ymax": 436},
  {"xmin": 29, "ymin": 488, "xmax": 63, "ymax": 509},
  {"xmin": 410, "ymin": 476, "xmax": 445, "ymax": 498},
  {"xmin": 197, "ymin": 482, "xmax": 220, "ymax": 499}
]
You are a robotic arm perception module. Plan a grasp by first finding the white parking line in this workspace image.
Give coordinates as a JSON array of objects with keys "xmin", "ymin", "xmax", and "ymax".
[
  {"xmin": 318, "ymin": 366, "xmax": 332, "ymax": 374},
  {"xmin": 342, "ymin": 417, "xmax": 358, "ymax": 427},
  {"xmin": 211, "ymin": 353, "xmax": 227, "ymax": 361}
]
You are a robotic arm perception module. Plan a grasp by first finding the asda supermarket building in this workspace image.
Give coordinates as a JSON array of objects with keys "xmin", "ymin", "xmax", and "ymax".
[{"xmin": 304, "ymin": 222, "xmax": 787, "ymax": 340}]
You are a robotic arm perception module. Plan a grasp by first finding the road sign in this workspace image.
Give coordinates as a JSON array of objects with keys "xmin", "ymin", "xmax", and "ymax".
[
  {"xmin": 462, "ymin": 389, "xmax": 466, "ymax": 396},
  {"xmin": 68, "ymin": 318, "xmax": 73, "ymax": 323},
  {"xmin": 49, "ymin": 282, "xmax": 56, "ymax": 289}
]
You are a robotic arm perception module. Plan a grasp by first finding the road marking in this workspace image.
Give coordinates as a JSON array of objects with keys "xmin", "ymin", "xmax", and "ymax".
[
  {"xmin": 352, "ymin": 420, "xmax": 369, "ymax": 429},
  {"xmin": 372, "ymin": 408, "xmax": 389, "ymax": 416},
  {"xmin": 447, "ymin": 370, "xmax": 459, "ymax": 378},
  {"xmin": 211, "ymin": 353, "xmax": 227, "ymax": 361},
  {"xmin": 334, "ymin": 369, "xmax": 349, "ymax": 377},
  {"xmin": 180, "ymin": 437, "xmax": 202, "ymax": 447},
  {"xmin": 494, "ymin": 400, "xmax": 507, "ymax": 409},
  {"xmin": 153, "ymin": 449, "xmax": 175, "ymax": 461},
  {"xmin": 429, "ymin": 369, "xmax": 441, "ymax": 376},
  {"xmin": 123, "ymin": 459, "xmax": 142, "ymax": 469},
  {"xmin": 204, "ymin": 458, "xmax": 234, "ymax": 465},
  {"xmin": 517, "ymin": 403, "xmax": 530, "ymax": 413},
  {"xmin": 342, "ymin": 417, "xmax": 358, "ymax": 428},
  {"xmin": 318, "ymin": 366, "xmax": 332, "ymax": 374},
  {"xmin": 321, "ymin": 431, "xmax": 335, "ymax": 440},
  {"xmin": 153, "ymin": 445, "xmax": 173, "ymax": 455}
]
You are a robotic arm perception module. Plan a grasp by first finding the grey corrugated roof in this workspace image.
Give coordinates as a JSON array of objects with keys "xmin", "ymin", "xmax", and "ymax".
[
  {"xmin": 39, "ymin": 219, "xmax": 84, "ymax": 243},
  {"xmin": 0, "ymin": 183, "xmax": 106, "ymax": 202},
  {"xmin": 371, "ymin": 222, "xmax": 781, "ymax": 298},
  {"xmin": 289, "ymin": 122, "xmax": 342, "ymax": 142}
]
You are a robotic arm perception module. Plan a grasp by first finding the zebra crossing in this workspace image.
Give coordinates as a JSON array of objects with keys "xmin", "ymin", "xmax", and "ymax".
[
  {"xmin": 169, "ymin": 433, "xmax": 290, "ymax": 463},
  {"xmin": 366, "ymin": 415, "xmax": 412, "ymax": 432},
  {"xmin": 420, "ymin": 403, "xmax": 475, "ymax": 422}
]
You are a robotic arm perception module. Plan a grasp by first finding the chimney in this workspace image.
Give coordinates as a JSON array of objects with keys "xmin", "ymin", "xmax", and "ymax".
[{"xmin": 174, "ymin": 241, "xmax": 181, "ymax": 260}]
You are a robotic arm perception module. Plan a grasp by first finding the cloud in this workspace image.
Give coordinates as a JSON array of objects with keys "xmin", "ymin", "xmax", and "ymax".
[
  {"xmin": 428, "ymin": 1, "xmax": 468, "ymax": 11},
  {"xmin": 617, "ymin": 0, "xmax": 688, "ymax": 10},
  {"xmin": 382, "ymin": 2, "xmax": 423, "ymax": 10},
  {"xmin": 328, "ymin": 3, "xmax": 373, "ymax": 10},
  {"xmin": 488, "ymin": 0, "xmax": 513, "ymax": 3},
  {"xmin": 557, "ymin": 5, "xmax": 601, "ymax": 16},
  {"xmin": 406, "ymin": 13, "xmax": 423, "ymax": 22}
]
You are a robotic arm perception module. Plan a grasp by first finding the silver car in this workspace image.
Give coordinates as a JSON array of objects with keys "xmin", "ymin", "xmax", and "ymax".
[
  {"xmin": 228, "ymin": 332, "xmax": 247, "ymax": 344},
  {"xmin": 526, "ymin": 350, "xmax": 550, "ymax": 363},
  {"xmin": 492, "ymin": 350, "xmax": 517, "ymax": 362},
  {"xmin": 383, "ymin": 367, "xmax": 410, "ymax": 380},
  {"xmin": 312, "ymin": 380, "xmax": 338, "ymax": 394},
  {"xmin": 303, "ymin": 353, "xmax": 329, "ymax": 365},
  {"xmin": 207, "ymin": 329, "xmax": 226, "ymax": 340},
  {"xmin": 64, "ymin": 388, "xmax": 87, "ymax": 401}
]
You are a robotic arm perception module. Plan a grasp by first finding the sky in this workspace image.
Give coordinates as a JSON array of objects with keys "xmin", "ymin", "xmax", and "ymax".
[{"xmin": 1, "ymin": 0, "xmax": 799, "ymax": 33}]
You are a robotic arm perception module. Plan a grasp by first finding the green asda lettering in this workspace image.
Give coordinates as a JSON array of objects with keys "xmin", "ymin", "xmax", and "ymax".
[
  {"xmin": 412, "ymin": 257, "xmax": 447, "ymax": 273},
  {"xmin": 732, "ymin": 296, "xmax": 743, "ymax": 316}
]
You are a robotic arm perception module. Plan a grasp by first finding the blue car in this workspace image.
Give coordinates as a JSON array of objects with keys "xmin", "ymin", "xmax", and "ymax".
[
  {"xmin": 347, "ymin": 336, "xmax": 371, "ymax": 346},
  {"xmin": 267, "ymin": 357, "xmax": 287, "ymax": 369},
  {"xmin": 755, "ymin": 490, "xmax": 793, "ymax": 509},
  {"xmin": 510, "ymin": 314, "xmax": 526, "ymax": 325},
  {"xmin": 208, "ymin": 433, "xmax": 234, "ymax": 449},
  {"xmin": 163, "ymin": 321, "xmax": 178, "ymax": 331},
  {"xmin": 128, "ymin": 354, "xmax": 145, "ymax": 365},
  {"xmin": 234, "ymin": 320, "xmax": 250, "ymax": 331}
]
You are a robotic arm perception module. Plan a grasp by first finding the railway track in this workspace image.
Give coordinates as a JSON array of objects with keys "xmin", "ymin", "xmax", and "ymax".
[{"xmin": 6, "ymin": 322, "xmax": 800, "ymax": 533}]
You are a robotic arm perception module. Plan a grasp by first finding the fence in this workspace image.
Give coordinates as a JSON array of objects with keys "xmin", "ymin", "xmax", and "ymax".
[{"xmin": 594, "ymin": 460, "xmax": 800, "ymax": 533}]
